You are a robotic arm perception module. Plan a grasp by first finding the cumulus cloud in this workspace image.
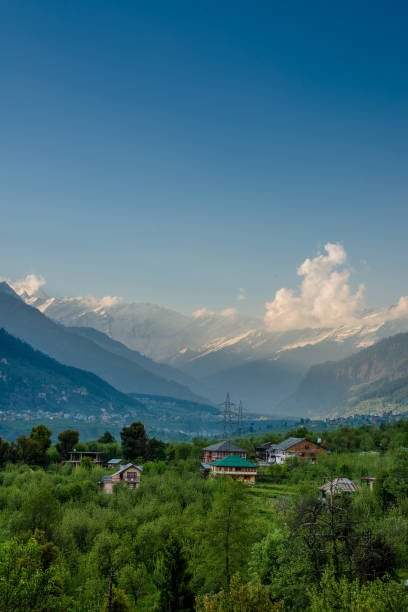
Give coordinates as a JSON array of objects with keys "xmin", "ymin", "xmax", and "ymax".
[
  {"xmin": 237, "ymin": 288, "xmax": 246, "ymax": 301},
  {"xmin": 264, "ymin": 243, "xmax": 365, "ymax": 331}
]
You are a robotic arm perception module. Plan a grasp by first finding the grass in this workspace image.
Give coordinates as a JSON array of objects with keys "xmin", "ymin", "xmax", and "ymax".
[{"xmin": 249, "ymin": 479, "xmax": 299, "ymax": 519}]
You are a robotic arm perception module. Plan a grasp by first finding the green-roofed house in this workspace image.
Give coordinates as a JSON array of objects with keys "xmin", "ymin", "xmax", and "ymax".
[{"xmin": 210, "ymin": 455, "xmax": 258, "ymax": 483}]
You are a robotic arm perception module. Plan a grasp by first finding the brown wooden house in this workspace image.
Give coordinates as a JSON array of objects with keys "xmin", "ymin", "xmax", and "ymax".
[
  {"xmin": 99, "ymin": 463, "xmax": 143, "ymax": 494},
  {"xmin": 256, "ymin": 437, "xmax": 327, "ymax": 464},
  {"xmin": 202, "ymin": 440, "xmax": 248, "ymax": 464},
  {"xmin": 209, "ymin": 455, "xmax": 258, "ymax": 483}
]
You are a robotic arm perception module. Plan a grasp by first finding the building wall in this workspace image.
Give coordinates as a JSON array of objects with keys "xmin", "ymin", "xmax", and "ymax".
[
  {"xmin": 100, "ymin": 465, "xmax": 142, "ymax": 494},
  {"xmin": 203, "ymin": 449, "xmax": 247, "ymax": 463},
  {"xmin": 288, "ymin": 439, "xmax": 327, "ymax": 460},
  {"xmin": 210, "ymin": 465, "xmax": 257, "ymax": 483}
]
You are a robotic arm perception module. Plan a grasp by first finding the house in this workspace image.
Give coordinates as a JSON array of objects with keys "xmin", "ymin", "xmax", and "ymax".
[
  {"xmin": 360, "ymin": 476, "xmax": 376, "ymax": 491},
  {"xmin": 202, "ymin": 440, "xmax": 248, "ymax": 464},
  {"xmin": 99, "ymin": 463, "xmax": 143, "ymax": 494},
  {"xmin": 107, "ymin": 458, "xmax": 123, "ymax": 468},
  {"xmin": 256, "ymin": 437, "xmax": 327, "ymax": 465},
  {"xmin": 65, "ymin": 450, "xmax": 104, "ymax": 468},
  {"xmin": 209, "ymin": 455, "xmax": 258, "ymax": 483},
  {"xmin": 320, "ymin": 478, "xmax": 359, "ymax": 500}
]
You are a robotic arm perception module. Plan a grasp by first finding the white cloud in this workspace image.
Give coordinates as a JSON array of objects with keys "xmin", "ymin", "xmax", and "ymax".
[
  {"xmin": 220, "ymin": 308, "xmax": 237, "ymax": 318},
  {"xmin": 192, "ymin": 306, "xmax": 237, "ymax": 319},
  {"xmin": 237, "ymin": 287, "xmax": 246, "ymax": 301},
  {"xmin": 98, "ymin": 295, "xmax": 122, "ymax": 308},
  {"xmin": 5, "ymin": 273, "xmax": 46, "ymax": 297},
  {"xmin": 192, "ymin": 307, "xmax": 215, "ymax": 319},
  {"xmin": 264, "ymin": 243, "xmax": 365, "ymax": 331}
]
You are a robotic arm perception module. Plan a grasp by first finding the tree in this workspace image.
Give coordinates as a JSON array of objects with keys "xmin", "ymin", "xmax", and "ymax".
[
  {"xmin": 154, "ymin": 532, "xmax": 194, "ymax": 612},
  {"xmin": 56, "ymin": 429, "xmax": 79, "ymax": 459},
  {"xmin": 29, "ymin": 424, "xmax": 52, "ymax": 466},
  {"xmin": 308, "ymin": 570, "xmax": 408, "ymax": 612},
  {"xmin": 196, "ymin": 573, "xmax": 282, "ymax": 612},
  {"xmin": 249, "ymin": 528, "xmax": 287, "ymax": 585},
  {"xmin": 80, "ymin": 456, "xmax": 93, "ymax": 470},
  {"xmin": 102, "ymin": 584, "xmax": 131, "ymax": 612},
  {"xmin": 19, "ymin": 485, "xmax": 60, "ymax": 539},
  {"xmin": 98, "ymin": 431, "xmax": 116, "ymax": 444},
  {"xmin": 0, "ymin": 537, "xmax": 66, "ymax": 611},
  {"xmin": 352, "ymin": 532, "xmax": 397, "ymax": 582},
  {"xmin": 0, "ymin": 436, "xmax": 10, "ymax": 466},
  {"xmin": 202, "ymin": 480, "xmax": 257, "ymax": 591},
  {"xmin": 121, "ymin": 422, "xmax": 148, "ymax": 461},
  {"xmin": 147, "ymin": 437, "xmax": 167, "ymax": 461}
]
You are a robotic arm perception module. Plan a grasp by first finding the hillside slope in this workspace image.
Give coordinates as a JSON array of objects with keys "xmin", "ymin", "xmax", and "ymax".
[
  {"xmin": 0, "ymin": 328, "xmax": 144, "ymax": 414},
  {"xmin": 287, "ymin": 333, "xmax": 408, "ymax": 417},
  {"xmin": 0, "ymin": 283, "xmax": 203, "ymax": 402}
]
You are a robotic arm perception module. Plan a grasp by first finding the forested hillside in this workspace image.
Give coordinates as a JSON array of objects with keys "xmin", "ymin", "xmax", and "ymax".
[
  {"xmin": 287, "ymin": 333, "xmax": 408, "ymax": 417},
  {"xmin": 0, "ymin": 328, "xmax": 144, "ymax": 414}
]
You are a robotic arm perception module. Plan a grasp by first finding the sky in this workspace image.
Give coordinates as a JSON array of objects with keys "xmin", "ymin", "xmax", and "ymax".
[{"xmin": 1, "ymin": 1, "xmax": 407, "ymax": 316}]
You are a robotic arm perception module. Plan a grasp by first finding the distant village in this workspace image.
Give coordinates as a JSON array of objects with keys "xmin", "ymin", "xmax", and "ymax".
[{"xmin": 65, "ymin": 434, "xmax": 373, "ymax": 500}]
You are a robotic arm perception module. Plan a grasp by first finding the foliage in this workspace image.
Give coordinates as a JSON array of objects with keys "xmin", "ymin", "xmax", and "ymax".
[
  {"xmin": 0, "ymin": 536, "xmax": 66, "ymax": 611},
  {"xmin": 56, "ymin": 429, "xmax": 79, "ymax": 459},
  {"xmin": 195, "ymin": 573, "xmax": 282, "ymax": 612},
  {"xmin": 0, "ymin": 421, "xmax": 406, "ymax": 609},
  {"xmin": 154, "ymin": 532, "xmax": 194, "ymax": 612},
  {"xmin": 307, "ymin": 570, "xmax": 408, "ymax": 611}
]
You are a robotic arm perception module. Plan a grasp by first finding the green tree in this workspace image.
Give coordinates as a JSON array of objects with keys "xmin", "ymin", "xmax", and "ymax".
[
  {"xmin": 147, "ymin": 437, "xmax": 167, "ymax": 461},
  {"xmin": 249, "ymin": 528, "xmax": 287, "ymax": 585},
  {"xmin": 56, "ymin": 429, "xmax": 79, "ymax": 459},
  {"xmin": 121, "ymin": 421, "xmax": 148, "ymax": 461},
  {"xmin": 0, "ymin": 537, "xmax": 66, "ymax": 611},
  {"xmin": 308, "ymin": 570, "xmax": 408, "ymax": 612},
  {"xmin": 80, "ymin": 456, "xmax": 93, "ymax": 470},
  {"xmin": 0, "ymin": 436, "xmax": 10, "ymax": 466},
  {"xmin": 202, "ymin": 480, "xmax": 257, "ymax": 590},
  {"xmin": 19, "ymin": 485, "xmax": 60, "ymax": 539},
  {"xmin": 29, "ymin": 424, "xmax": 52, "ymax": 466},
  {"xmin": 98, "ymin": 431, "xmax": 116, "ymax": 444},
  {"xmin": 154, "ymin": 532, "xmax": 194, "ymax": 612},
  {"xmin": 196, "ymin": 573, "xmax": 282, "ymax": 612}
]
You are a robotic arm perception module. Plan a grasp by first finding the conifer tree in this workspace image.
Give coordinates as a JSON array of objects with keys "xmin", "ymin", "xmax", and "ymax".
[{"xmin": 155, "ymin": 532, "xmax": 194, "ymax": 612}]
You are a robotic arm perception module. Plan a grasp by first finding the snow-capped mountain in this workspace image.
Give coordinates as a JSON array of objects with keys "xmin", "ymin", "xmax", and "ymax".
[{"xmin": 5, "ymin": 263, "xmax": 408, "ymax": 413}]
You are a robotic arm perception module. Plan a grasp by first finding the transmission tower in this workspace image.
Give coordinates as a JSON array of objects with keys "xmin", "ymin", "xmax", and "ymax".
[
  {"xmin": 237, "ymin": 400, "xmax": 245, "ymax": 436},
  {"xmin": 220, "ymin": 392, "xmax": 236, "ymax": 438}
]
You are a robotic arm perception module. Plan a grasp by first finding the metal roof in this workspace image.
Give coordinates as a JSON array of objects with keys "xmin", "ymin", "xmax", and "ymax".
[
  {"xmin": 211, "ymin": 455, "xmax": 257, "ymax": 468},
  {"xmin": 110, "ymin": 463, "xmax": 143, "ymax": 478},
  {"xmin": 107, "ymin": 458, "xmax": 122, "ymax": 464},
  {"xmin": 320, "ymin": 478, "xmax": 359, "ymax": 493},
  {"xmin": 276, "ymin": 437, "xmax": 306, "ymax": 451},
  {"xmin": 204, "ymin": 440, "xmax": 247, "ymax": 453}
]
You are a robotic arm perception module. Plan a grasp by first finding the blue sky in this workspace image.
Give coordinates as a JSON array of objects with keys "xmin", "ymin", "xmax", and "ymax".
[{"xmin": 1, "ymin": 1, "xmax": 407, "ymax": 315}]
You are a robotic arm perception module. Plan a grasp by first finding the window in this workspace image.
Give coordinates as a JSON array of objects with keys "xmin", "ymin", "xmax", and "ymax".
[{"xmin": 126, "ymin": 471, "xmax": 138, "ymax": 481}]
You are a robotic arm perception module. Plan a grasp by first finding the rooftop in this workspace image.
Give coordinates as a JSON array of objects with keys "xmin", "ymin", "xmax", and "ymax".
[
  {"xmin": 211, "ymin": 455, "xmax": 257, "ymax": 468},
  {"xmin": 204, "ymin": 440, "xmax": 247, "ymax": 453},
  {"xmin": 110, "ymin": 463, "xmax": 143, "ymax": 478},
  {"xmin": 320, "ymin": 478, "xmax": 359, "ymax": 493},
  {"xmin": 277, "ymin": 437, "xmax": 306, "ymax": 451}
]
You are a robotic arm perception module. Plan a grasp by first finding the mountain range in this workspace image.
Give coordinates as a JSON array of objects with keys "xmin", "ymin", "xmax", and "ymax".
[
  {"xmin": 3, "ymin": 276, "xmax": 408, "ymax": 420},
  {"xmin": 7, "ymin": 277, "xmax": 408, "ymax": 414},
  {"xmin": 0, "ymin": 283, "xmax": 204, "ymax": 403},
  {"xmin": 0, "ymin": 325, "xmax": 221, "ymax": 441},
  {"xmin": 285, "ymin": 332, "xmax": 408, "ymax": 418}
]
